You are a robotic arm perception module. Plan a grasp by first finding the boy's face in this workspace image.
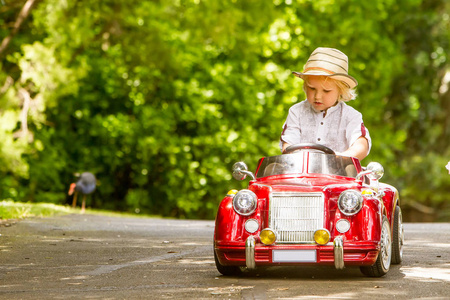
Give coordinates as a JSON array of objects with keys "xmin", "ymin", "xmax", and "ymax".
[{"xmin": 305, "ymin": 76, "xmax": 341, "ymax": 112}]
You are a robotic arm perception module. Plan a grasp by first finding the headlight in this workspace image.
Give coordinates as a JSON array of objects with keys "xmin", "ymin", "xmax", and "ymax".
[
  {"xmin": 338, "ymin": 190, "xmax": 363, "ymax": 216},
  {"xmin": 336, "ymin": 219, "xmax": 351, "ymax": 233},
  {"xmin": 314, "ymin": 229, "xmax": 330, "ymax": 245},
  {"xmin": 245, "ymin": 219, "xmax": 259, "ymax": 233},
  {"xmin": 260, "ymin": 228, "xmax": 277, "ymax": 245},
  {"xmin": 232, "ymin": 189, "xmax": 257, "ymax": 216}
]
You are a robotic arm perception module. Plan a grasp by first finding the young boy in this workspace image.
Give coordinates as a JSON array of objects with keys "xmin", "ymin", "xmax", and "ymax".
[{"xmin": 280, "ymin": 47, "xmax": 371, "ymax": 161}]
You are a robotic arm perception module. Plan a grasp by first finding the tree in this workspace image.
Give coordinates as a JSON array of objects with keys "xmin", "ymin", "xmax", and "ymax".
[{"xmin": 0, "ymin": 0, "xmax": 449, "ymax": 220}]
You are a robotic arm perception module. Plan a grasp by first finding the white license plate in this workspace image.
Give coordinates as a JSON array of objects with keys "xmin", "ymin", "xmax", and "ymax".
[{"xmin": 272, "ymin": 250, "xmax": 317, "ymax": 263}]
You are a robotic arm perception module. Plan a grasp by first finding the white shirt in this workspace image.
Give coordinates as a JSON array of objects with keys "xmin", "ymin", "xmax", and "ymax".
[{"xmin": 280, "ymin": 100, "xmax": 371, "ymax": 154}]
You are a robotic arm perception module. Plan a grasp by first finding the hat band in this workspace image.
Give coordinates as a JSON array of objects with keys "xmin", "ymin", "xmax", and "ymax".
[{"xmin": 303, "ymin": 67, "xmax": 335, "ymax": 75}]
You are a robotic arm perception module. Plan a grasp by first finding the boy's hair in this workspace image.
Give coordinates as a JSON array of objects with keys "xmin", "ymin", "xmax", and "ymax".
[{"xmin": 302, "ymin": 76, "xmax": 357, "ymax": 102}]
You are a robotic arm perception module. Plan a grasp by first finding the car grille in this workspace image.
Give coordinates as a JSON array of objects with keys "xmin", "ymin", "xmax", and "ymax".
[{"xmin": 269, "ymin": 192, "xmax": 325, "ymax": 243}]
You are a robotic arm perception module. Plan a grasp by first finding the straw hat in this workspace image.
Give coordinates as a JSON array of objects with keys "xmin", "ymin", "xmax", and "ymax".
[{"xmin": 292, "ymin": 47, "xmax": 358, "ymax": 88}]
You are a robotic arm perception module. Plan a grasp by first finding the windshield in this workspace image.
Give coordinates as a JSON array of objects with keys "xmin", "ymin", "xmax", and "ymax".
[{"xmin": 256, "ymin": 152, "xmax": 357, "ymax": 178}]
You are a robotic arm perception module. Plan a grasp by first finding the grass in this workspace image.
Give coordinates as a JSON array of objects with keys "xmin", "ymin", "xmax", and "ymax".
[
  {"xmin": 0, "ymin": 200, "xmax": 161, "ymax": 221},
  {"xmin": 0, "ymin": 200, "xmax": 73, "ymax": 220}
]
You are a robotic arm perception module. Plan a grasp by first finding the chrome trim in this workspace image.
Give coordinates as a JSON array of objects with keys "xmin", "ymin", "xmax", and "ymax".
[
  {"xmin": 245, "ymin": 236, "xmax": 256, "ymax": 269},
  {"xmin": 366, "ymin": 162, "xmax": 384, "ymax": 180},
  {"xmin": 356, "ymin": 170, "xmax": 372, "ymax": 181},
  {"xmin": 242, "ymin": 170, "xmax": 256, "ymax": 180},
  {"xmin": 334, "ymin": 236, "xmax": 345, "ymax": 270},
  {"xmin": 380, "ymin": 218, "xmax": 392, "ymax": 271},
  {"xmin": 269, "ymin": 192, "xmax": 324, "ymax": 243},
  {"xmin": 232, "ymin": 162, "xmax": 256, "ymax": 181}
]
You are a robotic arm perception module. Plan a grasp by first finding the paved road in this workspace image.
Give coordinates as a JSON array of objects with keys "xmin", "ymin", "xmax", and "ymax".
[{"xmin": 0, "ymin": 214, "xmax": 449, "ymax": 299}]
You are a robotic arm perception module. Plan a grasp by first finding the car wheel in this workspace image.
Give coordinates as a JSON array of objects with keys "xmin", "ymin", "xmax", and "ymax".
[
  {"xmin": 214, "ymin": 249, "xmax": 242, "ymax": 276},
  {"xmin": 391, "ymin": 206, "xmax": 404, "ymax": 264},
  {"xmin": 360, "ymin": 216, "xmax": 392, "ymax": 277}
]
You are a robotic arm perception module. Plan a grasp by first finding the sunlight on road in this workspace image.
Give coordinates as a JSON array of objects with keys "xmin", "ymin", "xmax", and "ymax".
[
  {"xmin": 177, "ymin": 258, "xmax": 215, "ymax": 265},
  {"xmin": 407, "ymin": 240, "xmax": 450, "ymax": 249},
  {"xmin": 207, "ymin": 285, "xmax": 254, "ymax": 296},
  {"xmin": 402, "ymin": 266, "xmax": 450, "ymax": 282},
  {"xmin": 278, "ymin": 292, "xmax": 357, "ymax": 299}
]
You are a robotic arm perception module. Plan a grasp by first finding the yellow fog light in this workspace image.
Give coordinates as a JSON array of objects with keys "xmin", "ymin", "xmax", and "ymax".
[
  {"xmin": 314, "ymin": 229, "xmax": 330, "ymax": 245},
  {"xmin": 227, "ymin": 189, "xmax": 238, "ymax": 197},
  {"xmin": 260, "ymin": 228, "xmax": 277, "ymax": 245},
  {"xmin": 362, "ymin": 189, "xmax": 374, "ymax": 196}
]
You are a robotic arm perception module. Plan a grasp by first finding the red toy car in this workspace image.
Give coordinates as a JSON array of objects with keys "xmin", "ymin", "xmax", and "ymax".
[{"xmin": 214, "ymin": 144, "xmax": 404, "ymax": 277}]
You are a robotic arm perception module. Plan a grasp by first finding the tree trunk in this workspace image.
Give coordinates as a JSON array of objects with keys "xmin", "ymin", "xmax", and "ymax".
[{"xmin": 0, "ymin": 0, "xmax": 40, "ymax": 58}]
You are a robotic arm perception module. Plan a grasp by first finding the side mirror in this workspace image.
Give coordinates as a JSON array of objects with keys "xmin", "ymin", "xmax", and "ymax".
[
  {"xmin": 366, "ymin": 162, "xmax": 384, "ymax": 180},
  {"xmin": 232, "ymin": 162, "xmax": 255, "ymax": 181},
  {"xmin": 356, "ymin": 162, "xmax": 384, "ymax": 182}
]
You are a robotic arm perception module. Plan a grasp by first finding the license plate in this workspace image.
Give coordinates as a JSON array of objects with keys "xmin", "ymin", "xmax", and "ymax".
[{"xmin": 272, "ymin": 250, "xmax": 317, "ymax": 263}]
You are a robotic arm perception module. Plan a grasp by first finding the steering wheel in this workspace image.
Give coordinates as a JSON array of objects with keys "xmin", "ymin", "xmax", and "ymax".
[{"xmin": 283, "ymin": 143, "xmax": 335, "ymax": 155}]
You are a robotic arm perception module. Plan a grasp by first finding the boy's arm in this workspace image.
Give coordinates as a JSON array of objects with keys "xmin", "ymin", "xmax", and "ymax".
[{"xmin": 339, "ymin": 136, "xmax": 369, "ymax": 161}]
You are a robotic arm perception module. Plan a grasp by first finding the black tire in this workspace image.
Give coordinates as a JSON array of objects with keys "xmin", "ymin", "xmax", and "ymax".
[
  {"xmin": 360, "ymin": 216, "xmax": 392, "ymax": 277},
  {"xmin": 391, "ymin": 206, "xmax": 404, "ymax": 264},
  {"xmin": 214, "ymin": 249, "xmax": 242, "ymax": 276}
]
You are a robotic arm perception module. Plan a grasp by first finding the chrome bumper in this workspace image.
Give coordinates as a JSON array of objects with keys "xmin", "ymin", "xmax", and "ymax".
[
  {"xmin": 334, "ymin": 236, "xmax": 345, "ymax": 269},
  {"xmin": 245, "ymin": 235, "xmax": 345, "ymax": 270},
  {"xmin": 245, "ymin": 236, "xmax": 256, "ymax": 269}
]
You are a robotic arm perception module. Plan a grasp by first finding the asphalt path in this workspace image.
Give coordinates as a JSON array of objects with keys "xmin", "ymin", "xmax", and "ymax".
[{"xmin": 0, "ymin": 214, "xmax": 449, "ymax": 299}]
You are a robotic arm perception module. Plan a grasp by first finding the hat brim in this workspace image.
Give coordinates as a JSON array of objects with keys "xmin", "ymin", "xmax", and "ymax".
[{"xmin": 292, "ymin": 71, "xmax": 358, "ymax": 88}]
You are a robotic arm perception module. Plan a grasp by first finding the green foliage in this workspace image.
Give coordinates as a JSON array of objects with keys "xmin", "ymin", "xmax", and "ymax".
[
  {"xmin": 0, "ymin": 200, "xmax": 72, "ymax": 219},
  {"xmin": 0, "ymin": 0, "xmax": 449, "ymax": 220}
]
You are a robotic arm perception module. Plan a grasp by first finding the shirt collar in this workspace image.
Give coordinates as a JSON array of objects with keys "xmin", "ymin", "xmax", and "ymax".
[{"xmin": 307, "ymin": 100, "xmax": 342, "ymax": 115}]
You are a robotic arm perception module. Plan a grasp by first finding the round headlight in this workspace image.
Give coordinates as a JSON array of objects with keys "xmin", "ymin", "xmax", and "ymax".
[
  {"xmin": 245, "ymin": 219, "xmax": 259, "ymax": 233},
  {"xmin": 336, "ymin": 219, "xmax": 351, "ymax": 233},
  {"xmin": 232, "ymin": 189, "xmax": 257, "ymax": 216},
  {"xmin": 338, "ymin": 190, "xmax": 363, "ymax": 216}
]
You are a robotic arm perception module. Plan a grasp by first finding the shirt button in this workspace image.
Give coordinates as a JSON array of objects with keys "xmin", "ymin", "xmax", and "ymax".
[
  {"xmin": 317, "ymin": 138, "xmax": 321, "ymax": 141},
  {"xmin": 321, "ymin": 122, "xmax": 324, "ymax": 125}
]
